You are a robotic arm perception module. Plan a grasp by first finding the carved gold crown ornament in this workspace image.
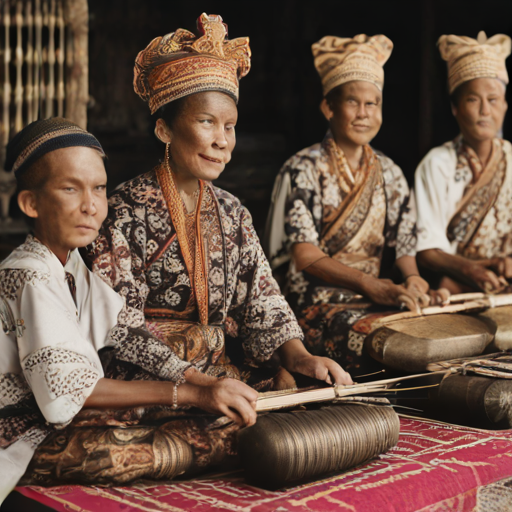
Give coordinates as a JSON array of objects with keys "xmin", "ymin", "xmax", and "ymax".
[{"xmin": 133, "ymin": 13, "xmax": 251, "ymax": 114}]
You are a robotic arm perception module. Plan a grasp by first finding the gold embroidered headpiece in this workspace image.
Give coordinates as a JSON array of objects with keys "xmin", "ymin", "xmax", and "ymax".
[
  {"xmin": 134, "ymin": 13, "xmax": 251, "ymax": 114},
  {"xmin": 438, "ymin": 31, "xmax": 511, "ymax": 94},
  {"xmin": 312, "ymin": 34, "xmax": 393, "ymax": 96}
]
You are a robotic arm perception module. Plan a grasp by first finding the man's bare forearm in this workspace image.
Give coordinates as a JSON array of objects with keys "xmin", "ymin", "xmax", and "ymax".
[
  {"xmin": 292, "ymin": 242, "xmax": 369, "ymax": 293},
  {"xmin": 417, "ymin": 249, "xmax": 470, "ymax": 281},
  {"xmin": 84, "ymin": 378, "xmax": 197, "ymax": 409},
  {"xmin": 417, "ymin": 248, "xmax": 505, "ymax": 292},
  {"xmin": 395, "ymin": 255, "xmax": 420, "ymax": 280}
]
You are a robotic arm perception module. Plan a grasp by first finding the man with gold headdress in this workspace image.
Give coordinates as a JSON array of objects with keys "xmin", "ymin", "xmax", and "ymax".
[
  {"xmin": 266, "ymin": 34, "xmax": 441, "ymax": 372},
  {"xmin": 416, "ymin": 32, "xmax": 512, "ymax": 293},
  {"xmin": 18, "ymin": 13, "xmax": 353, "ymax": 487},
  {"xmin": 91, "ymin": 13, "xmax": 350, "ymax": 387}
]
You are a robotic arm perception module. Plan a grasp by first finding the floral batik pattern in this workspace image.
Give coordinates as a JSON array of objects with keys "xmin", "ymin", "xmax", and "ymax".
[
  {"xmin": 271, "ymin": 132, "xmax": 417, "ymax": 372},
  {"xmin": 447, "ymin": 138, "xmax": 512, "ymax": 260},
  {"xmin": 0, "ymin": 246, "xmax": 56, "ymax": 450},
  {"xmin": 89, "ymin": 168, "xmax": 303, "ymax": 384},
  {"xmin": 0, "ymin": 269, "xmax": 50, "ymax": 301},
  {"xmin": 0, "ymin": 372, "xmax": 49, "ymax": 449},
  {"xmin": 23, "ymin": 347, "xmax": 101, "ymax": 409}
]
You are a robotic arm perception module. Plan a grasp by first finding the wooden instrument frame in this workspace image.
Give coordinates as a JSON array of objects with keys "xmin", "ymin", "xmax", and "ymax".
[{"xmin": 364, "ymin": 293, "xmax": 512, "ymax": 372}]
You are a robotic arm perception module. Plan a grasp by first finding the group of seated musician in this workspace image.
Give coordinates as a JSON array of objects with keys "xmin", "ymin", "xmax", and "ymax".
[
  {"xmin": 0, "ymin": 11, "xmax": 511, "ymax": 500},
  {"xmin": 266, "ymin": 30, "xmax": 511, "ymax": 373}
]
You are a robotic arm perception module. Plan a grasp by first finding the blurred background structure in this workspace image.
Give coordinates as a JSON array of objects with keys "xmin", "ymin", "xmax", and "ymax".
[{"xmin": 1, "ymin": 0, "xmax": 512, "ymax": 247}]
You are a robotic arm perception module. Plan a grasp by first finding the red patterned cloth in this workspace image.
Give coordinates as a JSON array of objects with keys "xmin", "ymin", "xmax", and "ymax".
[{"xmin": 16, "ymin": 417, "xmax": 512, "ymax": 511}]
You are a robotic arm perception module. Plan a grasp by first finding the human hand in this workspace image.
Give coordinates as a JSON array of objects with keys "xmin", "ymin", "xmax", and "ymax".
[
  {"xmin": 404, "ymin": 275, "xmax": 430, "ymax": 307},
  {"xmin": 483, "ymin": 257, "xmax": 512, "ymax": 280},
  {"xmin": 286, "ymin": 354, "xmax": 353, "ymax": 386},
  {"xmin": 277, "ymin": 338, "xmax": 353, "ymax": 385},
  {"xmin": 404, "ymin": 275, "xmax": 451, "ymax": 306},
  {"xmin": 462, "ymin": 261, "xmax": 506, "ymax": 292},
  {"xmin": 360, "ymin": 275, "xmax": 421, "ymax": 313},
  {"xmin": 428, "ymin": 287, "xmax": 451, "ymax": 305},
  {"xmin": 190, "ymin": 378, "xmax": 258, "ymax": 427}
]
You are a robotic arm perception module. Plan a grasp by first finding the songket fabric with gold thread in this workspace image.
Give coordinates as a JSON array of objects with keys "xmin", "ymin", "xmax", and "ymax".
[
  {"xmin": 416, "ymin": 137, "xmax": 512, "ymax": 260},
  {"xmin": 133, "ymin": 13, "xmax": 251, "ymax": 113},
  {"xmin": 266, "ymin": 132, "xmax": 416, "ymax": 372}
]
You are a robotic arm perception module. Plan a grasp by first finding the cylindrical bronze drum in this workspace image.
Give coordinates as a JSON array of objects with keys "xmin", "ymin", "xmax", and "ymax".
[
  {"xmin": 238, "ymin": 403, "xmax": 399, "ymax": 489},
  {"xmin": 428, "ymin": 374, "xmax": 512, "ymax": 429}
]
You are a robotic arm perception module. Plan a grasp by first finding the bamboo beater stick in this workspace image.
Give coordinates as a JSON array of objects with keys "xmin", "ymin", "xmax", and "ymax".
[
  {"xmin": 371, "ymin": 293, "xmax": 512, "ymax": 330},
  {"xmin": 256, "ymin": 371, "xmax": 448, "ymax": 412}
]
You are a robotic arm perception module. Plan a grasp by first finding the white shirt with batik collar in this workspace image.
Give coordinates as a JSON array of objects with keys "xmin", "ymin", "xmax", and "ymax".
[{"xmin": 0, "ymin": 235, "xmax": 123, "ymax": 500}]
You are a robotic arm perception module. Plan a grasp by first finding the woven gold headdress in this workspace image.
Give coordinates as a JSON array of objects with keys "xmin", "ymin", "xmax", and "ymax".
[
  {"xmin": 312, "ymin": 34, "xmax": 393, "ymax": 96},
  {"xmin": 438, "ymin": 31, "xmax": 511, "ymax": 94},
  {"xmin": 134, "ymin": 13, "xmax": 251, "ymax": 114}
]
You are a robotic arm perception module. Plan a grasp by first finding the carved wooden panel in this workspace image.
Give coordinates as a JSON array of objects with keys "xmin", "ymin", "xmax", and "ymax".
[{"xmin": 0, "ymin": 0, "xmax": 87, "ymax": 224}]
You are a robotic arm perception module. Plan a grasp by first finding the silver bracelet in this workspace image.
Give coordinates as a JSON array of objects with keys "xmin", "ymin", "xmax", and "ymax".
[{"xmin": 172, "ymin": 375, "xmax": 186, "ymax": 410}]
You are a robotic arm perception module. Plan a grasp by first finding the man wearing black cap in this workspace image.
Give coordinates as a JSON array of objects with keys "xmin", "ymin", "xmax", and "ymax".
[{"xmin": 0, "ymin": 118, "xmax": 266, "ymax": 498}]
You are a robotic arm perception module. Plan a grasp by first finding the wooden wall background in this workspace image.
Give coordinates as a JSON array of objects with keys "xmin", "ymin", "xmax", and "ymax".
[{"xmin": 86, "ymin": 0, "xmax": 512, "ymax": 235}]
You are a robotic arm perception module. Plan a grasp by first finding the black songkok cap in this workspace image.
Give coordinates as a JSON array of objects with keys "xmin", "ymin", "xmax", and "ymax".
[{"xmin": 5, "ymin": 117, "xmax": 105, "ymax": 178}]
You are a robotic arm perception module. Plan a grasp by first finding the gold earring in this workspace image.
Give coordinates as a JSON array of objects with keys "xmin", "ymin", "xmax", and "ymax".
[{"xmin": 164, "ymin": 142, "xmax": 171, "ymax": 171}]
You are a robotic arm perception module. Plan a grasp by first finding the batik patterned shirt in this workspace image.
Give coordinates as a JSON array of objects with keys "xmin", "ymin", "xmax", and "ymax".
[
  {"xmin": 267, "ymin": 133, "xmax": 417, "ymax": 312},
  {"xmin": 89, "ymin": 169, "xmax": 303, "ymax": 378},
  {"xmin": 416, "ymin": 137, "xmax": 512, "ymax": 259}
]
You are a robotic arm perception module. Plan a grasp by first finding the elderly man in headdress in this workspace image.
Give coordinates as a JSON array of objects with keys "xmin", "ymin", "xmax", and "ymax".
[
  {"xmin": 416, "ymin": 32, "xmax": 512, "ymax": 293},
  {"xmin": 266, "ymin": 34, "xmax": 443, "ymax": 372},
  {"xmin": 86, "ymin": 13, "xmax": 349, "ymax": 394},
  {"xmin": 11, "ymin": 13, "xmax": 351, "ymax": 489}
]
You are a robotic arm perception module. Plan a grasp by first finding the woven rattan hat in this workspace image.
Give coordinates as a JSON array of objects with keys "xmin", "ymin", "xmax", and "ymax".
[
  {"xmin": 438, "ymin": 31, "xmax": 511, "ymax": 94},
  {"xmin": 312, "ymin": 34, "xmax": 393, "ymax": 95}
]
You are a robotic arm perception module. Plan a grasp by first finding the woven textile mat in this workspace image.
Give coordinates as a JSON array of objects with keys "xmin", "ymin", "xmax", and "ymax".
[{"xmin": 16, "ymin": 416, "xmax": 512, "ymax": 511}]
